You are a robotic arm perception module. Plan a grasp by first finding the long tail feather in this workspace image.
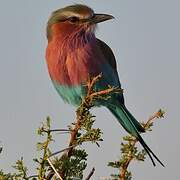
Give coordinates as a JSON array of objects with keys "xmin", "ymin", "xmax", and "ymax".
[
  {"xmin": 108, "ymin": 104, "xmax": 164, "ymax": 167},
  {"xmin": 137, "ymin": 133, "xmax": 164, "ymax": 166}
]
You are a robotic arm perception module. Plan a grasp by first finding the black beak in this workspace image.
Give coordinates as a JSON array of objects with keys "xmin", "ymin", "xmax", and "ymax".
[{"xmin": 89, "ymin": 13, "xmax": 114, "ymax": 24}]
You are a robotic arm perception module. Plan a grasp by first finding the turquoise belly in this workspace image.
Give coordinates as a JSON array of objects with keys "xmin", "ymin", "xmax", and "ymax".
[
  {"xmin": 52, "ymin": 78, "xmax": 122, "ymax": 108},
  {"xmin": 53, "ymin": 80, "xmax": 86, "ymax": 106}
]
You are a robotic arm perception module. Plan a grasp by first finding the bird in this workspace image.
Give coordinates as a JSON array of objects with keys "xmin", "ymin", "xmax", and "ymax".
[{"xmin": 45, "ymin": 4, "xmax": 164, "ymax": 167}]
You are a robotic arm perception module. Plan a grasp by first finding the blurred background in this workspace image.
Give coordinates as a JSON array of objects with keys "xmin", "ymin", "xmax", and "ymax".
[{"xmin": 0, "ymin": 0, "xmax": 179, "ymax": 179}]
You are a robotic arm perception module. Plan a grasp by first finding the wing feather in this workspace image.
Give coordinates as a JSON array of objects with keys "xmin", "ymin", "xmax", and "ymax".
[{"xmin": 96, "ymin": 39, "xmax": 117, "ymax": 71}]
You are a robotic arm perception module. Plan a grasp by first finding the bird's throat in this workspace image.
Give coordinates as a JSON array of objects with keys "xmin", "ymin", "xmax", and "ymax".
[{"xmin": 46, "ymin": 29, "xmax": 101, "ymax": 86}]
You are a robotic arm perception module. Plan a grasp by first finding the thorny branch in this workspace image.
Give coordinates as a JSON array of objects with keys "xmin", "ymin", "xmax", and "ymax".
[
  {"xmin": 47, "ymin": 74, "xmax": 122, "ymax": 179},
  {"xmin": 65, "ymin": 74, "xmax": 121, "ymax": 157}
]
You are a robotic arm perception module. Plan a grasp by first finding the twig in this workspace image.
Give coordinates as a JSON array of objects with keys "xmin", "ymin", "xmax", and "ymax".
[
  {"xmin": 90, "ymin": 87, "xmax": 122, "ymax": 98},
  {"xmin": 38, "ymin": 138, "xmax": 50, "ymax": 179},
  {"xmin": 86, "ymin": 73, "xmax": 102, "ymax": 96},
  {"xmin": 50, "ymin": 129, "xmax": 71, "ymax": 133},
  {"xmin": 66, "ymin": 110, "xmax": 82, "ymax": 157},
  {"xmin": 48, "ymin": 145, "xmax": 77, "ymax": 158},
  {"xmin": 42, "ymin": 129, "xmax": 71, "ymax": 133},
  {"xmin": 85, "ymin": 167, "xmax": 95, "ymax": 180},
  {"xmin": 119, "ymin": 148, "xmax": 134, "ymax": 180},
  {"xmin": 28, "ymin": 175, "xmax": 38, "ymax": 179},
  {"xmin": 47, "ymin": 158, "xmax": 63, "ymax": 180},
  {"xmin": 144, "ymin": 110, "xmax": 164, "ymax": 128}
]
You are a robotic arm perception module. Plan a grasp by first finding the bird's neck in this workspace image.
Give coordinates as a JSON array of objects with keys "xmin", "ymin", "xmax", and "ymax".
[{"xmin": 50, "ymin": 25, "xmax": 96, "ymax": 54}]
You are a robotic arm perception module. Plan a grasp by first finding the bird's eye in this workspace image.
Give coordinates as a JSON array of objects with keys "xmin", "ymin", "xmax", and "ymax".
[{"xmin": 68, "ymin": 16, "xmax": 79, "ymax": 23}]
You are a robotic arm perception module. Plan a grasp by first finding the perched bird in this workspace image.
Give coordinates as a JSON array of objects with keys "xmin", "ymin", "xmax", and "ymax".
[{"xmin": 46, "ymin": 4, "xmax": 164, "ymax": 166}]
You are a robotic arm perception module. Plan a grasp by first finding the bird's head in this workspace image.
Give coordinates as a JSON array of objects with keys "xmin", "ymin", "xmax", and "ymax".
[{"xmin": 47, "ymin": 4, "xmax": 114, "ymax": 40}]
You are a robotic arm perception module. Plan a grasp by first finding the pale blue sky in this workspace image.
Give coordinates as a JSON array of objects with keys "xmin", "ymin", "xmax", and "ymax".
[{"xmin": 0, "ymin": 0, "xmax": 180, "ymax": 179}]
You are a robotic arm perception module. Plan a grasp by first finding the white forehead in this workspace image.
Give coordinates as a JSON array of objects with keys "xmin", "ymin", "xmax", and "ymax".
[{"xmin": 61, "ymin": 10, "xmax": 94, "ymax": 19}]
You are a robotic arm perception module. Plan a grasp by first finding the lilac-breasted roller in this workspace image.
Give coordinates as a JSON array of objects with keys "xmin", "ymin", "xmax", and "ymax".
[{"xmin": 46, "ymin": 4, "xmax": 164, "ymax": 166}]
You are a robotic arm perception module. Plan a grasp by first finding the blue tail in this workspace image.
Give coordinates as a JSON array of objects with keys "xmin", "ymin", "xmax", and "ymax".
[{"xmin": 108, "ymin": 104, "xmax": 164, "ymax": 167}]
